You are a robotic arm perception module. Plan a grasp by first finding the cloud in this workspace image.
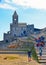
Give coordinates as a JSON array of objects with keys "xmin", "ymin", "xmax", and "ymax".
[
  {"xmin": 2, "ymin": 0, "xmax": 46, "ymax": 10},
  {"xmin": 5, "ymin": 0, "xmax": 11, "ymax": 3},
  {"xmin": 0, "ymin": 3, "xmax": 16, "ymax": 10},
  {"xmin": 11, "ymin": 0, "xmax": 46, "ymax": 10}
]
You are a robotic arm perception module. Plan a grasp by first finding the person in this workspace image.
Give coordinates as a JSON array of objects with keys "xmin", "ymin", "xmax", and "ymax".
[
  {"xmin": 39, "ymin": 46, "xmax": 42, "ymax": 59},
  {"xmin": 35, "ymin": 36, "xmax": 45, "ymax": 60},
  {"xmin": 40, "ymin": 41, "xmax": 45, "ymax": 47},
  {"xmin": 27, "ymin": 49, "xmax": 32, "ymax": 62}
]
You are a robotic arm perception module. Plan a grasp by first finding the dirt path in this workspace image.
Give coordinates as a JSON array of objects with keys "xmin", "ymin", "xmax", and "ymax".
[{"xmin": 0, "ymin": 54, "xmax": 42, "ymax": 65}]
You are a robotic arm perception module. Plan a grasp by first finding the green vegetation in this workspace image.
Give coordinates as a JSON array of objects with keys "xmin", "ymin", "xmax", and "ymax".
[{"xmin": 31, "ymin": 45, "xmax": 39, "ymax": 63}]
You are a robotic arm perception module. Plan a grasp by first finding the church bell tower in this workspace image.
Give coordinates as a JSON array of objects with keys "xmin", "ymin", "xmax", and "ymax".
[{"xmin": 12, "ymin": 11, "xmax": 18, "ymax": 26}]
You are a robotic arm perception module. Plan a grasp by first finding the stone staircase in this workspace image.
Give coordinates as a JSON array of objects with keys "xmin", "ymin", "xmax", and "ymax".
[{"xmin": 35, "ymin": 43, "xmax": 46, "ymax": 63}]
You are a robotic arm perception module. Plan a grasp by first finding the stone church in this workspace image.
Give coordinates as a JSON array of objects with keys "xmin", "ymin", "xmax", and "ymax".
[{"xmin": 1, "ymin": 11, "xmax": 34, "ymax": 44}]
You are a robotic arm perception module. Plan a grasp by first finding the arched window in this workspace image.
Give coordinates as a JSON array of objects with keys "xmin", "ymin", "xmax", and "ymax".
[
  {"xmin": 6, "ymin": 40, "xmax": 8, "ymax": 43},
  {"xmin": 14, "ymin": 34, "xmax": 16, "ymax": 37},
  {"xmin": 23, "ymin": 30, "xmax": 27, "ymax": 36}
]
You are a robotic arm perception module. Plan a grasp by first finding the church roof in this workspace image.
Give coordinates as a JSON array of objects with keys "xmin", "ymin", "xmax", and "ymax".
[{"xmin": 13, "ymin": 11, "xmax": 18, "ymax": 16}]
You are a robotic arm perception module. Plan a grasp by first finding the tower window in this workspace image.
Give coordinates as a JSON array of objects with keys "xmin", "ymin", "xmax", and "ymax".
[{"xmin": 14, "ymin": 18, "xmax": 16, "ymax": 21}]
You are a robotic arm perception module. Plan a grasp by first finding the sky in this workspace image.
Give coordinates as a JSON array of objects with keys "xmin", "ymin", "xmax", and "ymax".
[{"xmin": 0, "ymin": 0, "xmax": 46, "ymax": 40}]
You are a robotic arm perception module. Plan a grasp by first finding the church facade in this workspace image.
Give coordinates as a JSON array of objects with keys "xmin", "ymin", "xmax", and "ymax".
[{"xmin": 3, "ymin": 11, "xmax": 34, "ymax": 43}]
